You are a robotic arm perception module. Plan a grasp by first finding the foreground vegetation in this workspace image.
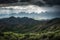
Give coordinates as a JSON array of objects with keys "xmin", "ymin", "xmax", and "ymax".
[{"xmin": 0, "ymin": 31, "xmax": 60, "ymax": 40}]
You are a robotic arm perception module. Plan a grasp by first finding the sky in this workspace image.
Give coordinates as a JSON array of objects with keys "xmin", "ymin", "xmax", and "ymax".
[{"xmin": 0, "ymin": 0, "xmax": 60, "ymax": 20}]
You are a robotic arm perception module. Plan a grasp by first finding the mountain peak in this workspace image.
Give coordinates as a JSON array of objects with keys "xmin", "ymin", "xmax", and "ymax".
[{"xmin": 9, "ymin": 16, "xmax": 16, "ymax": 19}]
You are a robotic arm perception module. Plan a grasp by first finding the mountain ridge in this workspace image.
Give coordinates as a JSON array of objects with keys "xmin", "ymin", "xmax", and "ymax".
[{"xmin": 0, "ymin": 16, "xmax": 60, "ymax": 33}]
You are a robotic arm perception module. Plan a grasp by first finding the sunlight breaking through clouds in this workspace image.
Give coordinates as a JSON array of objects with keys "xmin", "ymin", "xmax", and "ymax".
[{"xmin": 0, "ymin": 5, "xmax": 49, "ymax": 14}]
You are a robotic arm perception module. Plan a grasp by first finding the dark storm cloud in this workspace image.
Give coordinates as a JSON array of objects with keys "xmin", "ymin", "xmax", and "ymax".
[
  {"xmin": 20, "ymin": 0, "xmax": 30, "ymax": 2},
  {"xmin": 0, "ymin": 0, "xmax": 17, "ymax": 3},
  {"xmin": 0, "ymin": 0, "xmax": 30, "ymax": 3},
  {"xmin": 43, "ymin": 0, "xmax": 60, "ymax": 6},
  {"xmin": 0, "ymin": 0, "xmax": 60, "ymax": 6}
]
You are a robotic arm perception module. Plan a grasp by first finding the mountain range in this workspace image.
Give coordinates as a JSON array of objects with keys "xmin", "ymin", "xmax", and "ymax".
[{"xmin": 0, "ymin": 16, "xmax": 60, "ymax": 33}]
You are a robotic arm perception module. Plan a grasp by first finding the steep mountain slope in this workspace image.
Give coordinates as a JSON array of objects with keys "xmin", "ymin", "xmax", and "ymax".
[{"xmin": 43, "ymin": 18, "xmax": 60, "ymax": 31}]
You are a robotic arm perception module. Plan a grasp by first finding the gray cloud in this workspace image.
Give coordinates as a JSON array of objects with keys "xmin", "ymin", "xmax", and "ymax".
[
  {"xmin": 0, "ymin": 0, "xmax": 60, "ymax": 6},
  {"xmin": 43, "ymin": 0, "xmax": 60, "ymax": 6}
]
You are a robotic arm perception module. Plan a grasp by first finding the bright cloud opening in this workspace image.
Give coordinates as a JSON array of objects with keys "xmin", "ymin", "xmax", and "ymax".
[{"xmin": 1, "ymin": 5, "xmax": 47, "ymax": 14}]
